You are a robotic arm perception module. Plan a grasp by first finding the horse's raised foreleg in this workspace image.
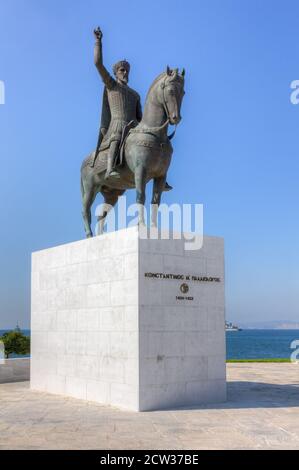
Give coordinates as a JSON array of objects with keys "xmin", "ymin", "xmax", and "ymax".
[
  {"xmin": 151, "ymin": 175, "xmax": 167, "ymax": 227},
  {"xmin": 134, "ymin": 164, "xmax": 147, "ymax": 226},
  {"xmin": 81, "ymin": 177, "xmax": 96, "ymax": 238}
]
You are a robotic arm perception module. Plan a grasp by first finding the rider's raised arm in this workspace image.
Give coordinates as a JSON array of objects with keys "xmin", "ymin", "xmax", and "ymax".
[{"xmin": 94, "ymin": 28, "xmax": 115, "ymax": 89}]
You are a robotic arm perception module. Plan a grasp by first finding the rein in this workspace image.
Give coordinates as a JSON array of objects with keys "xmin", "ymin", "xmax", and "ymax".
[{"xmin": 130, "ymin": 75, "xmax": 178, "ymax": 141}]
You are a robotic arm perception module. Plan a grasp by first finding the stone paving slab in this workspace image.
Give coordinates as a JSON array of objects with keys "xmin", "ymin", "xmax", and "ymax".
[{"xmin": 0, "ymin": 363, "xmax": 298, "ymax": 449}]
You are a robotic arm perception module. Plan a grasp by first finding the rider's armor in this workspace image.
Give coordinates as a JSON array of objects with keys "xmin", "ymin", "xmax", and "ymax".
[{"xmin": 100, "ymin": 79, "xmax": 142, "ymax": 152}]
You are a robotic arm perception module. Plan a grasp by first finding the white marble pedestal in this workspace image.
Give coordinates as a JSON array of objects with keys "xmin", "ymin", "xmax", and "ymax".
[{"xmin": 31, "ymin": 226, "xmax": 226, "ymax": 411}]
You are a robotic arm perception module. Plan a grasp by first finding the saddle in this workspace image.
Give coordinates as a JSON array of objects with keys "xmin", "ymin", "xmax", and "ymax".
[{"xmin": 89, "ymin": 120, "xmax": 136, "ymax": 170}]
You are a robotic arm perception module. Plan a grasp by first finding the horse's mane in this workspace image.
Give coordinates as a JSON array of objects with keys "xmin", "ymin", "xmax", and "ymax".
[
  {"xmin": 146, "ymin": 70, "xmax": 184, "ymax": 101},
  {"xmin": 146, "ymin": 72, "xmax": 166, "ymax": 100}
]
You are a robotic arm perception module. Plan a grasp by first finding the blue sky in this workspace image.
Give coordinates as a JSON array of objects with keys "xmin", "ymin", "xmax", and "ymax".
[{"xmin": 0, "ymin": 0, "xmax": 298, "ymax": 328}]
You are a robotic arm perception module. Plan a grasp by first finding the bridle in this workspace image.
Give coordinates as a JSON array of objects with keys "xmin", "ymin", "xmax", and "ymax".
[
  {"xmin": 160, "ymin": 75, "xmax": 177, "ymax": 140},
  {"xmin": 130, "ymin": 74, "xmax": 182, "ymax": 141}
]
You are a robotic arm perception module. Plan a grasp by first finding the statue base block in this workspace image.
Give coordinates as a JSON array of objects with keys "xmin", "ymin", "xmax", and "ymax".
[{"xmin": 31, "ymin": 226, "xmax": 226, "ymax": 411}]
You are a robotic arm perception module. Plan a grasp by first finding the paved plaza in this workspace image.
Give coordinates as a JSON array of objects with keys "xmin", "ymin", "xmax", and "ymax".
[{"xmin": 0, "ymin": 363, "xmax": 299, "ymax": 450}]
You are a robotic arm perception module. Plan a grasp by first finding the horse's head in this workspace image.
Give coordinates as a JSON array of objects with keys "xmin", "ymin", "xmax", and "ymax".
[{"xmin": 158, "ymin": 66, "xmax": 185, "ymax": 125}]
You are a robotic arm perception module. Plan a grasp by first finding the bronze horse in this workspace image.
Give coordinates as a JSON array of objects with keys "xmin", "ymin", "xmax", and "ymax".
[{"xmin": 80, "ymin": 67, "xmax": 185, "ymax": 237}]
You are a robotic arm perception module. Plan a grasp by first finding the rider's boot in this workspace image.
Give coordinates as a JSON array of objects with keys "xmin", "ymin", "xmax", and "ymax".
[
  {"xmin": 109, "ymin": 169, "xmax": 121, "ymax": 178},
  {"xmin": 105, "ymin": 143, "xmax": 121, "ymax": 179},
  {"xmin": 105, "ymin": 168, "xmax": 120, "ymax": 179}
]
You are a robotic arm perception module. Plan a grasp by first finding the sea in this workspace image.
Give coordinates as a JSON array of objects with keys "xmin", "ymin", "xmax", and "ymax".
[
  {"xmin": 226, "ymin": 329, "xmax": 299, "ymax": 360},
  {"xmin": 1, "ymin": 329, "xmax": 299, "ymax": 360}
]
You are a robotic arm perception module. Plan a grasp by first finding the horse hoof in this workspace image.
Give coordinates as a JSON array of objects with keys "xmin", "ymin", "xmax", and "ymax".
[
  {"xmin": 86, "ymin": 233, "xmax": 93, "ymax": 238},
  {"xmin": 164, "ymin": 182, "xmax": 173, "ymax": 191}
]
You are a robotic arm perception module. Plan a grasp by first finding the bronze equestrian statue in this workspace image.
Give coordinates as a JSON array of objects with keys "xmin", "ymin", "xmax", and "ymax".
[{"xmin": 81, "ymin": 27, "xmax": 185, "ymax": 237}]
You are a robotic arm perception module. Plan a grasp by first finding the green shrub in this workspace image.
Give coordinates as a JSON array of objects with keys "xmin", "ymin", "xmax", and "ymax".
[{"xmin": 0, "ymin": 331, "xmax": 30, "ymax": 359}]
